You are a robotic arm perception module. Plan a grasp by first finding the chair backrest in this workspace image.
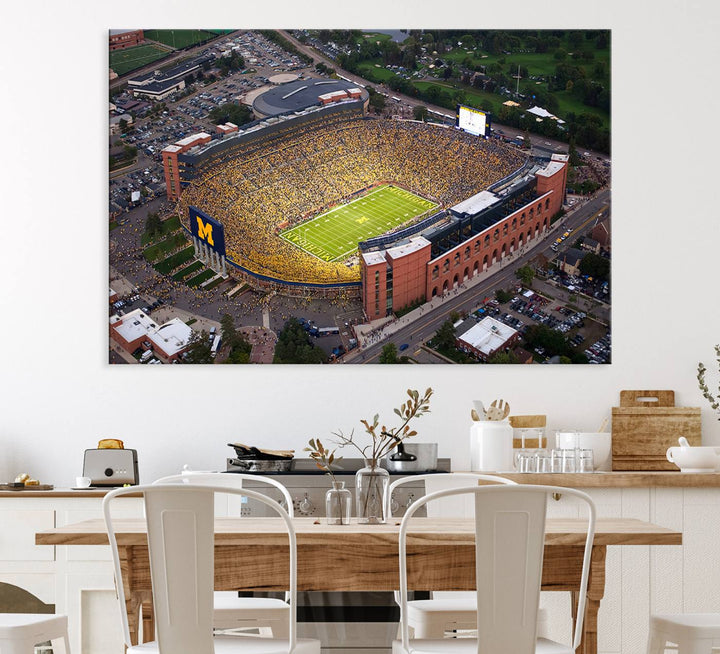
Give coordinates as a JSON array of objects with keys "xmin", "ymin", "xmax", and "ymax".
[
  {"xmin": 103, "ymin": 484, "xmax": 298, "ymax": 654},
  {"xmin": 396, "ymin": 484, "xmax": 595, "ymax": 654},
  {"xmin": 153, "ymin": 471, "xmax": 295, "ymax": 517},
  {"xmin": 385, "ymin": 472, "xmax": 516, "ymax": 519}
]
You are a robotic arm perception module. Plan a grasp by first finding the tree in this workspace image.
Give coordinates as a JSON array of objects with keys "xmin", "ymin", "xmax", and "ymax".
[
  {"xmin": 208, "ymin": 102, "xmax": 253, "ymax": 127},
  {"xmin": 379, "ymin": 343, "xmax": 399, "ymax": 364},
  {"xmin": 434, "ymin": 319, "xmax": 457, "ymax": 351},
  {"xmin": 220, "ymin": 313, "xmax": 237, "ymax": 345},
  {"xmin": 488, "ymin": 351, "xmax": 519, "ymax": 364},
  {"xmin": 495, "ymin": 289, "xmax": 513, "ymax": 304},
  {"xmin": 144, "ymin": 212, "xmax": 163, "ymax": 239},
  {"xmin": 413, "ymin": 105, "xmax": 428, "ymax": 122},
  {"xmin": 273, "ymin": 318, "xmax": 326, "ymax": 364},
  {"xmin": 219, "ymin": 313, "xmax": 251, "ymax": 363},
  {"xmin": 515, "ymin": 265, "xmax": 535, "ymax": 287},
  {"xmin": 578, "ymin": 252, "xmax": 610, "ymax": 281},
  {"xmin": 184, "ymin": 331, "xmax": 213, "ymax": 364}
]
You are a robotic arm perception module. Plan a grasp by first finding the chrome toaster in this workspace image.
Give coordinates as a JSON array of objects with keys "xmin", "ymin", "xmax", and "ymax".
[{"xmin": 82, "ymin": 449, "xmax": 139, "ymax": 486}]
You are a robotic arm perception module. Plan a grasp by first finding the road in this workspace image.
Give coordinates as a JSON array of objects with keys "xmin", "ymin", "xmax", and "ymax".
[{"xmin": 345, "ymin": 189, "xmax": 610, "ymax": 363}]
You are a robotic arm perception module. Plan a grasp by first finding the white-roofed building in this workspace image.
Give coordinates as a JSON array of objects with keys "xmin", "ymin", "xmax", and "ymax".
[
  {"xmin": 456, "ymin": 317, "xmax": 519, "ymax": 362},
  {"xmin": 110, "ymin": 309, "xmax": 193, "ymax": 362}
]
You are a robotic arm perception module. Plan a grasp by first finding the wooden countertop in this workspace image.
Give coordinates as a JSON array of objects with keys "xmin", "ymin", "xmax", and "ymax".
[
  {"xmin": 3, "ymin": 472, "xmax": 720, "ymax": 498},
  {"xmin": 462, "ymin": 471, "xmax": 720, "ymax": 487},
  {"xmin": 0, "ymin": 488, "xmax": 137, "ymax": 498}
]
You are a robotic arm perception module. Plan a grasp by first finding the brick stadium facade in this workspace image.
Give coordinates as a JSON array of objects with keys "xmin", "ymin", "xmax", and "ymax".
[
  {"xmin": 360, "ymin": 154, "xmax": 568, "ymax": 321},
  {"xmin": 109, "ymin": 30, "xmax": 144, "ymax": 51}
]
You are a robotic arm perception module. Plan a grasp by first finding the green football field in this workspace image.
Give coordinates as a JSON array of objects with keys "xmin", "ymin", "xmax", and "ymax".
[
  {"xmin": 280, "ymin": 185, "xmax": 437, "ymax": 262},
  {"xmin": 109, "ymin": 44, "xmax": 169, "ymax": 75}
]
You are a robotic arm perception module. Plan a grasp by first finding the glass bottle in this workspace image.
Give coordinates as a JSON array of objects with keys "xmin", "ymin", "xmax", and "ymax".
[
  {"xmin": 355, "ymin": 464, "xmax": 390, "ymax": 524},
  {"xmin": 325, "ymin": 480, "xmax": 352, "ymax": 525}
]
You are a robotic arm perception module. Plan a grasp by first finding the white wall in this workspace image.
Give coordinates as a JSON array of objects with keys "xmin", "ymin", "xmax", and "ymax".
[{"xmin": 0, "ymin": 0, "xmax": 718, "ymax": 486}]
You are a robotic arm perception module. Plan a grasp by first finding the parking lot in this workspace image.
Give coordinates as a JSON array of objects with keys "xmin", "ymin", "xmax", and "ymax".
[{"xmin": 110, "ymin": 31, "xmax": 310, "ymax": 218}]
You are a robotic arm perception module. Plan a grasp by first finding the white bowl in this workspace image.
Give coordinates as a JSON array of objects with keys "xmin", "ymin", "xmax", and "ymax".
[
  {"xmin": 555, "ymin": 432, "xmax": 612, "ymax": 471},
  {"xmin": 666, "ymin": 446, "xmax": 720, "ymax": 472}
]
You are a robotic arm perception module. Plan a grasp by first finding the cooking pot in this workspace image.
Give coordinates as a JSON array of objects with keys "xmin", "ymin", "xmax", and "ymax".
[{"xmin": 384, "ymin": 442, "xmax": 438, "ymax": 472}]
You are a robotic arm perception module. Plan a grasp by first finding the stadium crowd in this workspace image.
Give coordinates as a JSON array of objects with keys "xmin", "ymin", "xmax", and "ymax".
[{"xmin": 177, "ymin": 117, "xmax": 525, "ymax": 285}]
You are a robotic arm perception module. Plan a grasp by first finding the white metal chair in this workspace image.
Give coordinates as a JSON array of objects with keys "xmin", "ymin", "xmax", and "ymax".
[
  {"xmin": 647, "ymin": 613, "xmax": 720, "ymax": 653},
  {"xmin": 153, "ymin": 472, "xmax": 292, "ymax": 638},
  {"xmin": 393, "ymin": 484, "xmax": 596, "ymax": 654},
  {"xmin": 0, "ymin": 613, "xmax": 70, "ymax": 654},
  {"xmin": 103, "ymin": 483, "xmax": 320, "ymax": 654},
  {"xmin": 387, "ymin": 473, "xmax": 519, "ymax": 638}
]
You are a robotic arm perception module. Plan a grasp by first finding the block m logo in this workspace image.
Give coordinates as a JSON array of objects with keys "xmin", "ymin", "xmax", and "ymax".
[{"xmin": 196, "ymin": 217, "xmax": 214, "ymax": 246}]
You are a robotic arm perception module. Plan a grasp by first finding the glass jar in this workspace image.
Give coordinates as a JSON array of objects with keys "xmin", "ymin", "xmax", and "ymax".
[
  {"xmin": 355, "ymin": 465, "xmax": 390, "ymax": 524},
  {"xmin": 325, "ymin": 480, "xmax": 352, "ymax": 525}
]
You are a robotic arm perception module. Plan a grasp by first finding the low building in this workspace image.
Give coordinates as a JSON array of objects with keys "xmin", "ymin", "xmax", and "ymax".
[
  {"xmin": 110, "ymin": 309, "xmax": 193, "ymax": 362},
  {"xmin": 581, "ymin": 237, "xmax": 600, "ymax": 254},
  {"xmin": 109, "ymin": 29, "xmax": 144, "ymax": 51},
  {"xmin": 592, "ymin": 218, "xmax": 611, "ymax": 249},
  {"xmin": 456, "ymin": 317, "xmax": 519, "ymax": 362},
  {"xmin": 558, "ymin": 248, "xmax": 585, "ymax": 277},
  {"xmin": 109, "ymin": 113, "xmax": 133, "ymax": 135},
  {"xmin": 127, "ymin": 54, "xmax": 214, "ymax": 100}
]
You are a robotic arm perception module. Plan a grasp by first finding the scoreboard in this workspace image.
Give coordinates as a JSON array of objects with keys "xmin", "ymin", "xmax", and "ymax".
[{"xmin": 456, "ymin": 104, "xmax": 491, "ymax": 138}]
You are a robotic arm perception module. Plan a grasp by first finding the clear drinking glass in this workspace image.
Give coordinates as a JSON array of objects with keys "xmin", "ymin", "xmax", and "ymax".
[
  {"xmin": 560, "ymin": 449, "xmax": 577, "ymax": 473},
  {"xmin": 536, "ymin": 449, "xmax": 551, "ymax": 473},
  {"xmin": 518, "ymin": 451, "xmax": 536, "ymax": 473},
  {"xmin": 577, "ymin": 449, "xmax": 595, "ymax": 473}
]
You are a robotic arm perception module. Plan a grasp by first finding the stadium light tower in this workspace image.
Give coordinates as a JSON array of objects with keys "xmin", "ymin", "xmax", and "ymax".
[{"xmin": 515, "ymin": 64, "xmax": 521, "ymax": 97}]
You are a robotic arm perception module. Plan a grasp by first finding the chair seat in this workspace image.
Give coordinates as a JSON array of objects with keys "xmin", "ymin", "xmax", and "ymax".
[
  {"xmin": 128, "ymin": 635, "xmax": 321, "ymax": 654},
  {"xmin": 392, "ymin": 636, "xmax": 573, "ymax": 654},
  {"xmin": 0, "ymin": 613, "xmax": 68, "ymax": 639},
  {"xmin": 214, "ymin": 595, "xmax": 289, "ymax": 615},
  {"xmin": 651, "ymin": 613, "xmax": 720, "ymax": 637}
]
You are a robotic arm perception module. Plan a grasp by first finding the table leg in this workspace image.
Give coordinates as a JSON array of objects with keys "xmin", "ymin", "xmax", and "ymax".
[{"xmin": 572, "ymin": 545, "xmax": 606, "ymax": 654}]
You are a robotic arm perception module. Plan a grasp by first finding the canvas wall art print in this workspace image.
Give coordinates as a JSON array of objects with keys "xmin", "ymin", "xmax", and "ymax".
[{"xmin": 109, "ymin": 28, "xmax": 610, "ymax": 365}]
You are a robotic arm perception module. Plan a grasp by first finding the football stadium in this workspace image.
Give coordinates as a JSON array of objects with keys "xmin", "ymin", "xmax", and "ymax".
[{"xmin": 170, "ymin": 79, "xmax": 568, "ymax": 318}]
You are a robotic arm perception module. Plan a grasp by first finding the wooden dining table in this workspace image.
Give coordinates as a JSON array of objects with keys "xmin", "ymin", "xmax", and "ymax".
[{"xmin": 36, "ymin": 516, "xmax": 681, "ymax": 654}]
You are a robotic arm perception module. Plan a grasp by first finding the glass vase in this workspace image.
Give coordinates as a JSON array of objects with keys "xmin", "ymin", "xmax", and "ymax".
[
  {"xmin": 355, "ymin": 465, "xmax": 389, "ymax": 524},
  {"xmin": 325, "ymin": 480, "xmax": 352, "ymax": 525}
]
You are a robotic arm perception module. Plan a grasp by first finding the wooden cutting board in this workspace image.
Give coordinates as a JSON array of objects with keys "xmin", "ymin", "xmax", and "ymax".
[{"xmin": 611, "ymin": 390, "xmax": 701, "ymax": 470}]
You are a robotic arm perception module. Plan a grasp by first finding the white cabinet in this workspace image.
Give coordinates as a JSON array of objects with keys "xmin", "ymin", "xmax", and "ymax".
[
  {"xmin": 540, "ymin": 486, "xmax": 719, "ymax": 654},
  {"xmin": 0, "ymin": 493, "xmax": 142, "ymax": 654}
]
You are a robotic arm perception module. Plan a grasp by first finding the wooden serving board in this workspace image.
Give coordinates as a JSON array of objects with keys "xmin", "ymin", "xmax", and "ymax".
[
  {"xmin": 0, "ymin": 484, "xmax": 54, "ymax": 491},
  {"xmin": 612, "ymin": 390, "xmax": 701, "ymax": 470}
]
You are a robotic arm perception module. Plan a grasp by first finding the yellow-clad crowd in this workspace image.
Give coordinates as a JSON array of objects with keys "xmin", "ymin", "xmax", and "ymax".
[{"xmin": 176, "ymin": 118, "xmax": 525, "ymax": 285}]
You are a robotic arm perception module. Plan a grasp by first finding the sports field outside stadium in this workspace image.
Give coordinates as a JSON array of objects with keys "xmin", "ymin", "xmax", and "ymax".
[{"xmin": 280, "ymin": 185, "xmax": 437, "ymax": 262}]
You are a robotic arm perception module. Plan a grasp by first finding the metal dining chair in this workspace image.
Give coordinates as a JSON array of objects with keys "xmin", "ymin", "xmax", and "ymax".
[
  {"xmin": 647, "ymin": 613, "xmax": 720, "ymax": 653},
  {"xmin": 103, "ymin": 483, "xmax": 320, "ymax": 654},
  {"xmin": 386, "ymin": 473, "xmax": 518, "ymax": 638},
  {"xmin": 0, "ymin": 613, "xmax": 70, "ymax": 654},
  {"xmin": 393, "ymin": 484, "xmax": 596, "ymax": 654},
  {"xmin": 153, "ymin": 472, "xmax": 292, "ymax": 637}
]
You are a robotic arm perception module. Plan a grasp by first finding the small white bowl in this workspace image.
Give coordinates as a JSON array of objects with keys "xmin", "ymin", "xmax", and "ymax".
[{"xmin": 666, "ymin": 446, "xmax": 720, "ymax": 472}]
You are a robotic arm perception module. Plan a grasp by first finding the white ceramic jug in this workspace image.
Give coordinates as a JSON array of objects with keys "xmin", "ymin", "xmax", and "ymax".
[{"xmin": 470, "ymin": 420, "xmax": 514, "ymax": 471}]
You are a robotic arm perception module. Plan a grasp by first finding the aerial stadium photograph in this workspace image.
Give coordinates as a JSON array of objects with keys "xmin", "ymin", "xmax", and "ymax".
[{"xmin": 109, "ymin": 29, "xmax": 611, "ymax": 365}]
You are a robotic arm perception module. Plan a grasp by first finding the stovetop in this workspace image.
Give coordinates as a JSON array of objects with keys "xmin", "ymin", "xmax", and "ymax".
[{"xmin": 225, "ymin": 457, "xmax": 451, "ymax": 475}]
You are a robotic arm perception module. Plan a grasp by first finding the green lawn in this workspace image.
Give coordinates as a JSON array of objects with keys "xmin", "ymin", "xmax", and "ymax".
[
  {"xmin": 143, "ymin": 232, "xmax": 188, "ymax": 262},
  {"xmin": 187, "ymin": 269, "xmax": 216, "ymax": 287},
  {"xmin": 281, "ymin": 185, "xmax": 437, "ymax": 262},
  {"xmin": 155, "ymin": 246, "xmax": 195, "ymax": 274},
  {"xmin": 357, "ymin": 62, "xmax": 396, "ymax": 82},
  {"xmin": 110, "ymin": 44, "xmax": 168, "ymax": 75},
  {"xmin": 143, "ymin": 29, "xmax": 220, "ymax": 49}
]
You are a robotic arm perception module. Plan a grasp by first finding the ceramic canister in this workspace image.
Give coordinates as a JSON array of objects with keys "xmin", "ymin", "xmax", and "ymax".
[{"xmin": 470, "ymin": 420, "xmax": 514, "ymax": 471}]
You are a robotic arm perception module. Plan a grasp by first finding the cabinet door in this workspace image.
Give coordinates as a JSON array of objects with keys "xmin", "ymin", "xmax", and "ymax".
[{"xmin": 0, "ymin": 510, "xmax": 55, "ymax": 561}]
